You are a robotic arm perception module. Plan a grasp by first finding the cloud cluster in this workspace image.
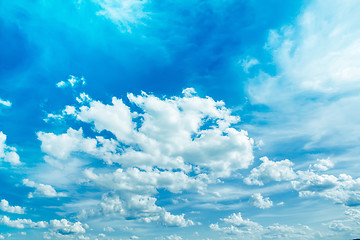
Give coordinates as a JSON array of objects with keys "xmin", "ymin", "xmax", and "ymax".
[
  {"xmin": 0, "ymin": 215, "xmax": 86, "ymax": 238},
  {"xmin": 0, "ymin": 216, "xmax": 47, "ymax": 229},
  {"xmin": 292, "ymin": 171, "xmax": 360, "ymax": 207},
  {"xmin": 50, "ymin": 219, "xmax": 86, "ymax": 235},
  {"xmin": 0, "ymin": 200, "xmax": 25, "ymax": 214},
  {"xmin": 210, "ymin": 212, "xmax": 312, "ymax": 239},
  {"xmin": 37, "ymin": 88, "xmax": 254, "ymax": 227}
]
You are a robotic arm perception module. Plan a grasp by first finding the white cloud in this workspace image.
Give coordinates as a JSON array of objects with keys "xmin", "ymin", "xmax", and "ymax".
[
  {"xmin": 220, "ymin": 212, "xmax": 262, "ymax": 231},
  {"xmin": 84, "ymin": 167, "xmax": 208, "ymax": 195},
  {"xmin": 56, "ymin": 75, "xmax": 85, "ymax": 88},
  {"xmin": 244, "ymin": 157, "xmax": 296, "ymax": 186},
  {"xmin": 292, "ymin": 171, "xmax": 360, "ymax": 206},
  {"xmin": 0, "ymin": 216, "xmax": 47, "ymax": 229},
  {"xmin": 97, "ymin": 193, "xmax": 194, "ymax": 227},
  {"xmin": 210, "ymin": 213, "xmax": 313, "ymax": 239},
  {"xmin": 23, "ymin": 179, "xmax": 67, "ymax": 198},
  {"xmin": 50, "ymin": 219, "xmax": 86, "ymax": 235},
  {"xmin": 0, "ymin": 99, "xmax": 11, "ymax": 107},
  {"xmin": 264, "ymin": 223, "xmax": 312, "ymax": 239},
  {"xmin": 38, "ymin": 88, "xmax": 254, "ymax": 227},
  {"xmin": 37, "ymin": 128, "xmax": 97, "ymax": 161},
  {"xmin": 0, "ymin": 131, "xmax": 21, "ymax": 165},
  {"xmin": 311, "ymin": 158, "xmax": 334, "ymax": 171},
  {"xmin": 0, "ymin": 200, "xmax": 25, "ymax": 214},
  {"xmin": 249, "ymin": 193, "xmax": 273, "ymax": 209},
  {"xmin": 76, "ymin": 97, "xmax": 134, "ymax": 143}
]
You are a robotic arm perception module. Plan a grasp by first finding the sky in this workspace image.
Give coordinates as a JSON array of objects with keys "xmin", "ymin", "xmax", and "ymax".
[{"xmin": 1, "ymin": 0, "xmax": 360, "ymax": 239}]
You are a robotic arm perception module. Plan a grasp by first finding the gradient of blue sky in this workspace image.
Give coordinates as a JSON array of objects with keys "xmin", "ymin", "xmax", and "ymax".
[{"xmin": 1, "ymin": 0, "xmax": 360, "ymax": 239}]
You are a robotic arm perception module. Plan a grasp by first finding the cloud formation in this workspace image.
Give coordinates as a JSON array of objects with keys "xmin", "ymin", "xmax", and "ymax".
[
  {"xmin": 244, "ymin": 157, "xmax": 296, "ymax": 186},
  {"xmin": 250, "ymin": 193, "xmax": 273, "ymax": 209},
  {"xmin": 36, "ymin": 88, "xmax": 254, "ymax": 227},
  {"xmin": 0, "ymin": 132, "xmax": 21, "ymax": 166},
  {"xmin": 23, "ymin": 179, "xmax": 67, "ymax": 198},
  {"xmin": 0, "ymin": 200, "xmax": 25, "ymax": 214}
]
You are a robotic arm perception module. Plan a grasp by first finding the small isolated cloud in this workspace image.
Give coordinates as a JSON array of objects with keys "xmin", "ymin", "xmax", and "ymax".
[
  {"xmin": 0, "ymin": 216, "xmax": 48, "ymax": 229},
  {"xmin": 22, "ymin": 179, "xmax": 67, "ymax": 198},
  {"xmin": 250, "ymin": 193, "xmax": 273, "ymax": 209},
  {"xmin": 56, "ymin": 75, "xmax": 85, "ymax": 88},
  {"xmin": 0, "ymin": 99, "xmax": 11, "ymax": 107},
  {"xmin": 0, "ymin": 132, "xmax": 21, "ymax": 165},
  {"xmin": 244, "ymin": 157, "xmax": 296, "ymax": 186},
  {"xmin": 0, "ymin": 200, "xmax": 25, "ymax": 214},
  {"xmin": 239, "ymin": 57, "xmax": 259, "ymax": 73}
]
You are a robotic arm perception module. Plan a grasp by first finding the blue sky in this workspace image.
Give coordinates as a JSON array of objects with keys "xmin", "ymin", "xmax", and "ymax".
[{"xmin": 1, "ymin": 0, "xmax": 360, "ymax": 239}]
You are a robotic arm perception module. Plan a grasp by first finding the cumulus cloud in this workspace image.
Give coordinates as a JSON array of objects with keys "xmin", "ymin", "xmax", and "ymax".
[
  {"xmin": 50, "ymin": 219, "xmax": 86, "ymax": 235},
  {"xmin": 0, "ymin": 132, "xmax": 21, "ymax": 165},
  {"xmin": 244, "ymin": 157, "xmax": 296, "ymax": 186},
  {"xmin": 23, "ymin": 179, "xmax": 67, "ymax": 198},
  {"xmin": 37, "ymin": 88, "xmax": 255, "ymax": 227},
  {"xmin": 37, "ymin": 128, "xmax": 97, "ymax": 161},
  {"xmin": 292, "ymin": 171, "xmax": 360, "ymax": 206},
  {"xmin": 249, "ymin": 193, "xmax": 273, "ymax": 209},
  {"xmin": 216, "ymin": 212, "xmax": 263, "ymax": 233},
  {"xmin": 96, "ymin": 193, "xmax": 194, "ymax": 227},
  {"xmin": 0, "ymin": 216, "xmax": 47, "ymax": 229},
  {"xmin": 0, "ymin": 200, "xmax": 25, "ymax": 214}
]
